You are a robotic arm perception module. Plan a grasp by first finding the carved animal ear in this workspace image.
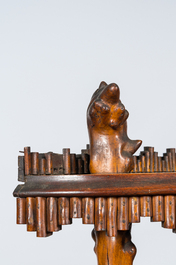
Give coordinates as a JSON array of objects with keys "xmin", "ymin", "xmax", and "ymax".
[
  {"xmin": 91, "ymin": 81, "xmax": 108, "ymax": 101},
  {"xmin": 100, "ymin": 83, "xmax": 120, "ymax": 104},
  {"xmin": 98, "ymin": 81, "xmax": 107, "ymax": 89}
]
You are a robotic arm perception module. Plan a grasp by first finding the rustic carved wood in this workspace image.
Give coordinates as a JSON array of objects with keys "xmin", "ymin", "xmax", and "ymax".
[
  {"xmin": 87, "ymin": 82, "xmax": 142, "ymax": 265},
  {"xmin": 87, "ymin": 81, "xmax": 142, "ymax": 174},
  {"xmin": 13, "ymin": 81, "xmax": 176, "ymax": 265}
]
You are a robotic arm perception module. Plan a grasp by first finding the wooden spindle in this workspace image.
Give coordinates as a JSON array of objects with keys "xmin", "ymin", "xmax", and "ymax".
[
  {"xmin": 151, "ymin": 196, "xmax": 164, "ymax": 222},
  {"xmin": 129, "ymin": 197, "xmax": 140, "ymax": 223},
  {"xmin": 26, "ymin": 197, "xmax": 36, "ymax": 231},
  {"xmin": 95, "ymin": 197, "xmax": 107, "ymax": 231},
  {"xmin": 137, "ymin": 156, "xmax": 142, "ymax": 173},
  {"xmin": 158, "ymin": 157, "xmax": 162, "ymax": 172},
  {"xmin": 58, "ymin": 197, "xmax": 72, "ymax": 225},
  {"xmin": 154, "ymin": 152, "xmax": 158, "ymax": 172},
  {"xmin": 70, "ymin": 197, "xmax": 82, "ymax": 218},
  {"xmin": 162, "ymin": 195, "xmax": 175, "ymax": 229},
  {"xmin": 47, "ymin": 197, "xmax": 61, "ymax": 232},
  {"xmin": 140, "ymin": 196, "xmax": 152, "ymax": 217},
  {"xmin": 82, "ymin": 197, "xmax": 94, "ymax": 224},
  {"xmin": 140, "ymin": 149, "xmax": 152, "ymax": 217},
  {"xmin": 24, "ymin": 146, "xmax": 31, "ymax": 175},
  {"xmin": 82, "ymin": 153, "xmax": 89, "ymax": 174},
  {"xmin": 70, "ymin": 154, "xmax": 77, "ymax": 174},
  {"xmin": 151, "ymin": 151, "xmax": 164, "ymax": 222},
  {"xmin": 36, "ymin": 197, "xmax": 48, "ymax": 237},
  {"xmin": 144, "ymin": 147, "xmax": 154, "ymax": 172},
  {"xmin": 133, "ymin": 156, "xmax": 137, "ymax": 172},
  {"xmin": 106, "ymin": 197, "xmax": 118, "ymax": 237},
  {"xmin": 140, "ymin": 153, "xmax": 145, "ymax": 172},
  {"xmin": 46, "ymin": 152, "xmax": 53, "ymax": 175},
  {"xmin": 31, "ymin": 152, "xmax": 39, "ymax": 175},
  {"xmin": 167, "ymin": 148, "xmax": 175, "ymax": 171},
  {"xmin": 117, "ymin": 197, "xmax": 129, "ymax": 230},
  {"xmin": 63, "ymin": 148, "xmax": 71, "ymax": 175},
  {"xmin": 17, "ymin": 198, "xmax": 26, "ymax": 224},
  {"xmin": 77, "ymin": 158, "xmax": 83, "ymax": 174},
  {"xmin": 39, "ymin": 158, "xmax": 46, "ymax": 175}
]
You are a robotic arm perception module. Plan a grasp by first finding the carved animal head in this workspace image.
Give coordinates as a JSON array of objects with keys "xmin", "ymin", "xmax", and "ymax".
[{"xmin": 87, "ymin": 82, "xmax": 129, "ymax": 132}]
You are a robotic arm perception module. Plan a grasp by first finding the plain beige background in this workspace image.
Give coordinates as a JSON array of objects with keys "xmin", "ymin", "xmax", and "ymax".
[{"xmin": 1, "ymin": 1, "xmax": 176, "ymax": 264}]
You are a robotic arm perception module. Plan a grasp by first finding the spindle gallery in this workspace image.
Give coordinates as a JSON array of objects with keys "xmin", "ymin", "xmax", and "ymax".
[{"xmin": 13, "ymin": 82, "xmax": 176, "ymax": 265}]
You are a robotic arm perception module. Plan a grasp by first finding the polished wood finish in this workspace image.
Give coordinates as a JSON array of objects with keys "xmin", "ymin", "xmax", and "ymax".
[
  {"xmin": 87, "ymin": 82, "xmax": 142, "ymax": 174},
  {"xmin": 151, "ymin": 196, "xmax": 164, "ymax": 222},
  {"xmin": 70, "ymin": 197, "xmax": 82, "ymax": 218},
  {"xmin": 87, "ymin": 82, "xmax": 141, "ymax": 265},
  {"xmin": 106, "ymin": 197, "xmax": 118, "ymax": 236},
  {"xmin": 82, "ymin": 197, "xmax": 94, "ymax": 224},
  {"xmin": 13, "ymin": 172, "xmax": 176, "ymax": 198},
  {"xmin": 39, "ymin": 158, "xmax": 46, "ymax": 175},
  {"xmin": 46, "ymin": 152, "xmax": 53, "ymax": 175},
  {"xmin": 92, "ymin": 228, "xmax": 136, "ymax": 265},
  {"xmin": 17, "ymin": 198, "xmax": 26, "ymax": 224},
  {"xmin": 162, "ymin": 195, "xmax": 175, "ymax": 229},
  {"xmin": 117, "ymin": 197, "xmax": 129, "ymax": 230},
  {"xmin": 14, "ymin": 82, "xmax": 176, "ymax": 265},
  {"xmin": 31, "ymin": 152, "xmax": 39, "ymax": 175},
  {"xmin": 36, "ymin": 197, "xmax": 48, "ymax": 237},
  {"xmin": 24, "ymin": 146, "xmax": 31, "ymax": 175},
  {"xmin": 70, "ymin": 154, "xmax": 77, "ymax": 174},
  {"xmin": 26, "ymin": 197, "xmax": 36, "ymax": 231},
  {"xmin": 58, "ymin": 197, "xmax": 72, "ymax": 225},
  {"xmin": 63, "ymin": 149, "xmax": 71, "ymax": 175},
  {"xmin": 129, "ymin": 197, "xmax": 140, "ymax": 223},
  {"xmin": 47, "ymin": 197, "xmax": 61, "ymax": 232},
  {"xmin": 95, "ymin": 198, "xmax": 107, "ymax": 231}
]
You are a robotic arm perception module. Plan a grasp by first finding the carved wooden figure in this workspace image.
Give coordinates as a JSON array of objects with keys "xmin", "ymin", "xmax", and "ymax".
[
  {"xmin": 13, "ymin": 81, "xmax": 176, "ymax": 265},
  {"xmin": 87, "ymin": 82, "xmax": 142, "ymax": 265}
]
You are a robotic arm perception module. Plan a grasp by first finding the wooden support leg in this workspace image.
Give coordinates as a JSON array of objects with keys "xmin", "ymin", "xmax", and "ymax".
[{"xmin": 92, "ymin": 227, "xmax": 136, "ymax": 265}]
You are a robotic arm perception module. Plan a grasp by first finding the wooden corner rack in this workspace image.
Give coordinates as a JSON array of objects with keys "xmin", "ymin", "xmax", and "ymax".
[{"xmin": 13, "ymin": 82, "xmax": 176, "ymax": 265}]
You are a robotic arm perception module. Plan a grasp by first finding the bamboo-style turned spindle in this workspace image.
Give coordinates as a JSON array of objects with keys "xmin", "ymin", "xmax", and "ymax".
[
  {"xmin": 140, "ymin": 196, "xmax": 152, "ymax": 217},
  {"xmin": 106, "ymin": 197, "xmax": 118, "ymax": 237},
  {"xmin": 117, "ymin": 197, "xmax": 129, "ymax": 230},
  {"xmin": 129, "ymin": 197, "xmax": 140, "ymax": 223},
  {"xmin": 17, "ymin": 198, "xmax": 26, "ymax": 224},
  {"xmin": 140, "ymin": 149, "xmax": 152, "ymax": 217},
  {"xmin": 63, "ymin": 148, "xmax": 71, "ymax": 175},
  {"xmin": 82, "ymin": 152, "xmax": 89, "ymax": 174},
  {"xmin": 77, "ymin": 158, "xmax": 83, "ymax": 174},
  {"xmin": 167, "ymin": 148, "xmax": 176, "ymax": 171},
  {"xmin": 26, "ymin": 197, "xmax": 36, "ymax": 231},
  {"xmin": 47, "ymin": 197, "xmax": 61, "ymax": 232},
  {"xmin": 163, "ymin": 196, "xmax": 175, "ymax": 229},
  {"xmin": 24, "ymin": 146, "xmax": 31, "ymax": 175},
  {"xmin": 152, "ymin": 196, "xmax": 164, "ymax": 222},
  {"xmin": 152, "ymin": 151, "xmax": 164, "ymax": 222},
  {"xmin": 39, "ymin": 158, "xmax": 46, "ymax": 175},
  {"xmin": 31, "ymin": 152, "xmax": 39, "ymax": 175},
  {"xmin": 70, "ymin": 154, "xmax": 77, "ymax": 174},
  {"xmin": 133, "ymin": 156, "xmax": 137, "ymax": 173},
  {"xmin": 82, "ymin": 197, "xmax": 94, "ymax": 224},
  {"xmin": 70, "ymin": 197, "xmax": 82, "ymax": 218},
  {"xmin": 158, "ymin": 156, "xmax": 162, "ymax": 172},
  {"xmin": 58, "ymin": 197, "xmax": 72, "ymax": 225},
  {"xmin": 129, "ymin": 155, "xmax": 141, "ymax": 223},
  {"xmin": 36, "ymin": 197, "xmax": 48, "ymax": 237},
  {"xmin": 46, "ymin": 152, "xmax": 53, "ymax": 175},
  {"xmin": 95, "ymin": 197, "xmax": 107, "ymax": 231}
]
